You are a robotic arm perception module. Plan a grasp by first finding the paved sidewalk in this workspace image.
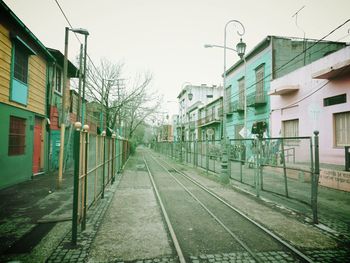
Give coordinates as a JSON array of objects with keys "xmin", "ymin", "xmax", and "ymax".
[
  {"xmin": 0, "ymin": 170, "xmax": 74, "ymax": 262},
  {"xmin": 88, "ymin": 152, "xmax": 173, "ymax": 262}
]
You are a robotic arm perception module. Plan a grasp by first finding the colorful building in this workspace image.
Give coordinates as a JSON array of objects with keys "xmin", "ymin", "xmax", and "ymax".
[
  {"xmin": 47, "ymin": 49, "xmax": 78, "ymax": 171},
  {"xmin": 197, "ymin": 97, "xmax": 223, "ymax": 141},
  {"xmin": 0, "ymin": 1, "xmax": 55, "ymax": 188},
  {"xmin": 270, "ymin": 45, "xmax": 350, "ymax": 165},
  {"xmin": 225, "ymin": 36, "xmax": 346, "ymax": 140},
  {"xmin": 176, "ymin": 84, "xmax": 223, "ymax": 142},
  {"xmin": 0, "ymin": 2, "xmax": 79, "ymax": 188}
]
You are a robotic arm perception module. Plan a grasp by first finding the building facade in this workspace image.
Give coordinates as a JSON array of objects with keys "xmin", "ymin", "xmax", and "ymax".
[
  {"xmin": 197, "ymin": 97, "xmax": 223, "ymax": 141},
  {"xmin": 176, "ymin": 84, "xmax": 223, "ymax": 141},
  {"xmin": 225, "ymin": 36, "xmax": 346, "ymax": 140},
  {"xmin": 270, "ymin": 45, "xmax": 350, "ymax": 165},
  {"xmin": 47, "ymin": 49, "xmax": 78, "ymax": 171},
  {"xmin": 0, "ymin": 1, "xmax": 56, "ymax": 188}
]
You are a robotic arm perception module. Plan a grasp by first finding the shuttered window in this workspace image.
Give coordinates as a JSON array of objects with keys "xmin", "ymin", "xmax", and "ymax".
[
  {"xmin": 225, "ymin": 86, "xmax": 231, "ymax": 112},
  {"xmin": 55, "ymin": 67, "xmax": 62, "ymax": 94},
  {"xmin": 255, "ymin": 65, "xmax": 264, "ymax": 102},
  {"xmin": 334, "ymin": 111, "xmax": 350, "ymax": 147},
  {"xmin": 8, "ymin": 116, "xmax": 26, "ymax": 156},
  {"xmin": 238, "ymin": 77, "xmax": 245, "ymax": 109},
  {"xmin": 282, "ymin": 119, "xmax": 299, "ymax": 145}
]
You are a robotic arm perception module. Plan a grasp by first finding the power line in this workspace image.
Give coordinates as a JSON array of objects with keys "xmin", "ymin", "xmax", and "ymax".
[
  {"xmin": 228, "ymin": 19, "xmax": 350, "ymax": 100},
  {"xmin": 53, "ymin": 0, "xmax": 103, "ymax": 80}
]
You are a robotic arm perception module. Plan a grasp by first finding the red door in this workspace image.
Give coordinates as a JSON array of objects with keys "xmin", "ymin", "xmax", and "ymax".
[{"xmin": 32, "ymin": 118, "xmax": 42, "ymax": 174}]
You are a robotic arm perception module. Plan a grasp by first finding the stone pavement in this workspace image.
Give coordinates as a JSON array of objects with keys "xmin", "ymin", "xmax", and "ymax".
[
  {"xmin": 1, "ymin": 148, "xmax": 349, "ymax": 262},
  {"xmin": 46, "ymin": 176, "xmax": 119, "ymax": 263},
  {"xmin": 0, "ymin": 170, "xmax": 74, "ymax": 262},
  {"xmin": 88, "ymin": 155, "xmax": 173, "ymax": 262}
]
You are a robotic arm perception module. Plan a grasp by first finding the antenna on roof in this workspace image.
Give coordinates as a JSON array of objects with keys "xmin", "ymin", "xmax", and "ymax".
[{"xmin": 292, "ymin": 5, "xmax": 306, "ymax": 65}]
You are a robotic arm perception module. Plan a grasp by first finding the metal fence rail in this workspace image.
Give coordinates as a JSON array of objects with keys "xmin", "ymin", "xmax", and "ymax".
[
  {"xmin": 154, "ymin": 132, "xmax": 320, "ymax": 224},
  {"xmin": 71, "ymin": 123, "xmax": 130, "ymax": 244}
]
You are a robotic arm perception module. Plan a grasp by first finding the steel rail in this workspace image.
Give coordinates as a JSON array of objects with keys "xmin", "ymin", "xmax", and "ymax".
[
  {"xmin": 143, "ymin": 156, "xmax": 186, "ymax": 263},
  {"xmin": 153, "ymin": 152, "xmax": 315, "ymax": 263},
  {"xmin": 147, "ymin": 154, "xmax": 262, "ymax": 263}
]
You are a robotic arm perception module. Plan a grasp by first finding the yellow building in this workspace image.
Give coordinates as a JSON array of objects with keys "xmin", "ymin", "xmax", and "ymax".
[{"xmin": 0, "ymin": 1, "xmax": 55, "ymax": 188}]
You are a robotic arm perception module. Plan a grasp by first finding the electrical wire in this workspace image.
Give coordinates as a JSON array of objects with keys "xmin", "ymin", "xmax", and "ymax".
[
  {"xmin": 228, "ymin": 19, "xmax": 350, "ymax": 99},
  {"xmin": 53, "ymin": 0, "xmax": 103, "ymax": 80}
]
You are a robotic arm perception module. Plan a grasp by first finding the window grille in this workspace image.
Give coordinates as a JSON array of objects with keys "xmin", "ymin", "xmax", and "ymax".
[
  {"xmin": 334, "ymin": 111, "xmax": 350, "ymax": 147},
  {"xmin": 8, "ymin": 116, "xmax": 26, "ymax": 155},
  {"xmin": 14, "ymin": 46, "xmax": 29, "ymax": 84},
  {"xmin": 282, "ymin": 119, "xmax": 299, "ymax": 145}
]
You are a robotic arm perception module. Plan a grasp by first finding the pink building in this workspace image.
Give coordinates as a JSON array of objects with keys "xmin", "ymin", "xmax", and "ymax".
[{"xmin": 270, "ymin": 46, "xmax": 350, "ymax": 166}]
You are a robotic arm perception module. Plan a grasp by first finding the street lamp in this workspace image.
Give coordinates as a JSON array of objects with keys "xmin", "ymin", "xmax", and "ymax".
[
  {"xmin": 205, "ymin": 20, "xmax": 246, "ymax": 184},
  {"xmin": 58, "ymin": 27, "xmax": 89, "ymax": 187},
  {"xmin": 204, "ymin": 41, "xmax": 247, "ymax": 138},
  {"xmin": 181, "ymin": 81, "xmax": 193, "ymax": 141}
]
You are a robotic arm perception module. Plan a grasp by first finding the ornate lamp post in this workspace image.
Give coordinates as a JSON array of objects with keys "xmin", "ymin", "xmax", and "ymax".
[{"xmin": 205, "ymin": 20, "xmax": 246, "ymax": 184}]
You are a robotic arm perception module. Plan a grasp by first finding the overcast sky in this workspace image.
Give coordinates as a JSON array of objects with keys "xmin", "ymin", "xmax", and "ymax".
[{"xmin": 4, "ymin": 0, "xmax": 350, "ymax": 116}]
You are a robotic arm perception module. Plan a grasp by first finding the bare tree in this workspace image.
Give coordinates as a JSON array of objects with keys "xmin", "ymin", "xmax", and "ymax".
[{"xmin": 84, "ymin": 58, "xmax": 160, "ymax": 139}]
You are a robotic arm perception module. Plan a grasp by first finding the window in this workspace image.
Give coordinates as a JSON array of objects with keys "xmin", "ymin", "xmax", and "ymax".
[
  {"xmin": 14, "ymin": 46, "xmax": 29, "ymax": 84},
  {"xmin": 334, "ymin": 111, "xmax": 350, "ymax": 147},
  {"xmin": 55, "ymin": 67, "xmax": 62, "ymax": 94},
  {"xmin": 255, "ymin": 65, "xmax": 265, "ymax": 102},
  {"xmin": 282, "ymin": 119, "xmax": 299, "ymax": 145},
  {"xmin": 238, "ymin": 77, "xmax": 245, "ymax": 108},
  {"xmin": 225, "ymin": 86, "xmax": 231, "ymax": 112},
  {"xmin": 10, "ymin": 37, "xmax": 35, "ymax": 105},
  {"xmin": 8, "ymin": 116, "xmax": 26, "ymax": 155},
  {"xmin": 324, "ymin": 94, "xmax": 346, "ymax": 107}
]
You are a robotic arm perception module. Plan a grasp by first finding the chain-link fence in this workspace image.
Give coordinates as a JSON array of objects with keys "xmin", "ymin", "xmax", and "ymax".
[
  {"xmin": 154, "ymin": 132, "xmax": 320, "ymax": 224},
  {"xmin": 71, "ymin": 127, "xmax": 130, "ymax": 244}
]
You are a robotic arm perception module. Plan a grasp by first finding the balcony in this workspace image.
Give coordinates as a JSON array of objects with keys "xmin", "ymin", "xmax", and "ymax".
[
  {"xmin": 188, "ymin": 120, "xmax": 196, "ymax": 130},
  {"xmin": 217, "ymin": 106, "xmax": 223, "ymax": 117},
  {"xmin": 227, "ymin": 100, "xmax": 245, "ymax": 113},
  {"xmin": 197, "ymin": 114, "xmax": 222, "ymax": 127},
  {"xmin": 247, "ymin": 92, "xmax": 267, "ymax": 107}
]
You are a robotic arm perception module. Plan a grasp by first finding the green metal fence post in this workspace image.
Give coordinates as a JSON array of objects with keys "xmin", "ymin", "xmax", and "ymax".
[
  {"xmin": 312, "ymin": 131, "xmax": 320, "ymax": 224},
  {"xmin": 206, "ymin": 139, "xmax": 209, "ymax": 174},
  {"xmin": 281, "ymin": 138, "xmax": 289, "ymax": 198},
  {"xmin": 82, "ymin": 129, "xmax": 89, "ymax": 231},
  {"xmin": 111, "ymin": 134, "xmax": 116, "ymax": 184},
  {"xmin": 239, "ymin": 145, "xmax": 243, "ymax": 182},
  {"xmin": 72, "ymin": 123, "xmax": 81, "ymax": 245},
  {"xmin": 255, "ymin": 138, "xmax": 260, "ymax": 197},
  {"xmin": 102, "ymin": 132, "xmax": 106, "ymax": 199}
]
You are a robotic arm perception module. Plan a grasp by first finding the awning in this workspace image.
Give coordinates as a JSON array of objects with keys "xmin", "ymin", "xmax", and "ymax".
[
  {"xmin": 11, "ymin": 35, "xmax": 36, "ymax": 55},
  {"xmin": 312, "ymin": 59, "xmax": 350, "ymax": 79},
  {"xmin": 269, "ymin": 85, "xmax": 299, "ymax": 95}
]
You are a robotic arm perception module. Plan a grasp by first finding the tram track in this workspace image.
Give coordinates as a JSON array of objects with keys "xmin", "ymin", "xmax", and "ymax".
[{"xmin": 143, "ymin": 149, "xmax": 315, "ymax": 263}]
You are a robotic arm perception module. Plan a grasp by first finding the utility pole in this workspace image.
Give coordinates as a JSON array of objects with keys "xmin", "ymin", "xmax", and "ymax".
[
  {"xmin": 116, "ymin": 79, "xmax": 124, "ymax": 136},
  {"xmin": 58, "ymin": 27, "xmax": 69, "ymax": 187},
  {"xmin": 77, "ymin": 44, "xmax": 83, "ymax": 122}
]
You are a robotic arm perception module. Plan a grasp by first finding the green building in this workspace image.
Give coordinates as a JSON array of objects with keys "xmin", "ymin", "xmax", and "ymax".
[
  {"xmin": 0, "ymin": 2, "xmax": 78, "ymax": 188},
  {"xmin": 225, "ymin": 36, "xmax": 346, "ymax": 139},
  {"xmin": 0, "ymin": 1, "xmax": 55, "ymax": 188}
]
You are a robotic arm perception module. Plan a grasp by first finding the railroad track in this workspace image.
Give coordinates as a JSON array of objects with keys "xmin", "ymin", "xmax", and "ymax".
[{"xmin": 142, "ymin": 149, "xmax": 314, "ymax": 263}]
